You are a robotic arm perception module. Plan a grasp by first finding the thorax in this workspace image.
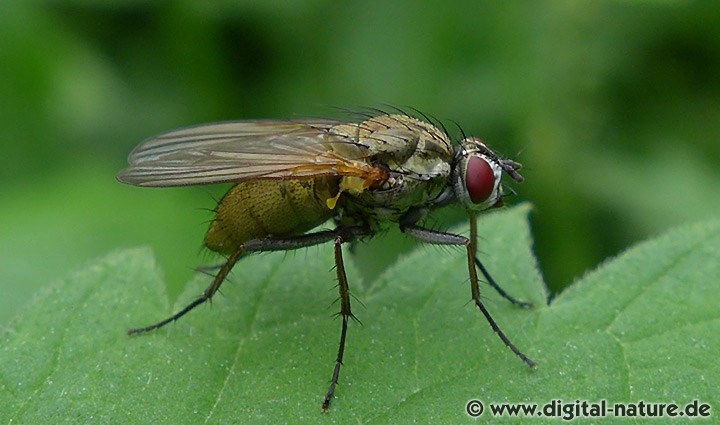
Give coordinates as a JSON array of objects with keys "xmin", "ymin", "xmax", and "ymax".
[{"xmin": 330, "ymin": 115, "xmax": 454, "ymax": 229}]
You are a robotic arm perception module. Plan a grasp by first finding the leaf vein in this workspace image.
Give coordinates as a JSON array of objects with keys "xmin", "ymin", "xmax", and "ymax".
[{"xmin": 203, "ymin": 256, "xmax": 284, "ymax": 423}]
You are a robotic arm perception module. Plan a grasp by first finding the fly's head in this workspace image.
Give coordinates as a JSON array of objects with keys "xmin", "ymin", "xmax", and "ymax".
[{"xmin": 451, "ymin": 137, "xmax": 524, "ymax": 211}]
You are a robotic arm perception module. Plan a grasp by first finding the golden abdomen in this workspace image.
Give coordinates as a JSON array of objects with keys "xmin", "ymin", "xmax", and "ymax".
[{"xmin": 205, "ymin": 178, "xmax": 338, "ymax": 254}]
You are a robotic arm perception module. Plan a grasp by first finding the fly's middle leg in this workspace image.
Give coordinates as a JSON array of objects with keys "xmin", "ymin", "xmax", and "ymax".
[{"xmin": 322, "ymin": 230, "xmax": 359, "ymax": 411}]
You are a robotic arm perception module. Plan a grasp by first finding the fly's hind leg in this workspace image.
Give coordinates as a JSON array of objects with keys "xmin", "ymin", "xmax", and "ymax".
[
  {"xmin": 399, "ymin": 212, "xmax": 536, "ymax": 368},
  {"xmin": 127, "ymin": 228, "xmax": 361, "ymax": 336},
  {"xmin": 127, "ymin": 249, "xmax": 244, "ymax": 335}
]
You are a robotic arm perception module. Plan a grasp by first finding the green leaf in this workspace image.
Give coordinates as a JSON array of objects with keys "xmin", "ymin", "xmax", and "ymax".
[{"xmin": 1, "ymin": 204, "xmax": 718, "ymax": 423}]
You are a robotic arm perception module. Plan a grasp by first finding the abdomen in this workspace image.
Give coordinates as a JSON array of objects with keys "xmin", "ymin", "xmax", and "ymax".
[{"xmin": 205, "ymin": 178, "xmax": 338, "ymax": 254}]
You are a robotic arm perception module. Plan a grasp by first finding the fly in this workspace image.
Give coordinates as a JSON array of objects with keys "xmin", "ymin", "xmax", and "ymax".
[{"xmin": 117, "ymin": 112, "xmax": 535, "ymax": 411}]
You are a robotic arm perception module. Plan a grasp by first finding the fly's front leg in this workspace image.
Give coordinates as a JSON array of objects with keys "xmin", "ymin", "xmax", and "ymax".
[
  {"xmin": 322, "ymin": 228, "xmax": 360, "ymax": 411},
  {"xmin": 469, "ymin": 214, "xmax": 533, "ymax": 309},
  {"xmin": 127, "ymin": 229, "xmax": 354, "ymax": 336},
  {"xmin": 400, "ymin": 213, "xmax": 536, "ymax": 368},
  {"xmin": 475, "ymin": 257, "xmax": 533, "ymax": 308}
]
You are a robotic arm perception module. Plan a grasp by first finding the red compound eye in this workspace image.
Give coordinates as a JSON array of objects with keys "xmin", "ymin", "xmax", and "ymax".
[{"xmin": 466, "ymin": 156, "xmax": 495, "ymax": 203}]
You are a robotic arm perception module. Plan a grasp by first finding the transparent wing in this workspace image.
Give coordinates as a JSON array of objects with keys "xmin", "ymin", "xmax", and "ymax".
[{"xmin": 117, "ymin": 120, "xmax": 383, "ymax": 187}]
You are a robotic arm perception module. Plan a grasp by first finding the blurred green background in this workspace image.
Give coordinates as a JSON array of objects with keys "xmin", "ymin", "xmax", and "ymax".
[{"xmin": 2, "ymin": 1, "xmax": 719, "ymax": 326}]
